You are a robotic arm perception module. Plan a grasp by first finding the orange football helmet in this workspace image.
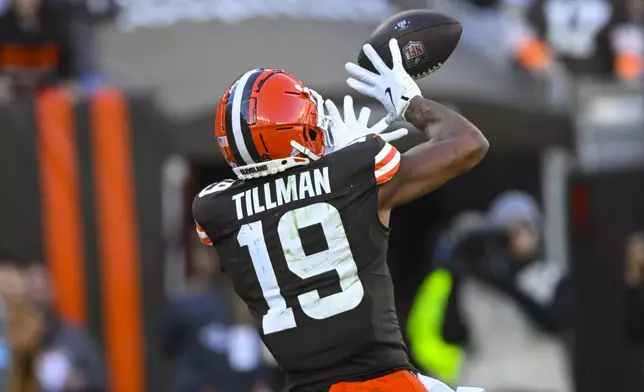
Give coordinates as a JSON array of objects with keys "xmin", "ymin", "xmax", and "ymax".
[{"xmin": 215, "ymin": 69, "xmax": 327, "ymax": 179}]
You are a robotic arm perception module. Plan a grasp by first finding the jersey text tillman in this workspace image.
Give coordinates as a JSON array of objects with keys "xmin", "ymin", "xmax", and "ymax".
[{"xmin": 232, "ymin": 167, "xmax": 331, "ymax": 219}]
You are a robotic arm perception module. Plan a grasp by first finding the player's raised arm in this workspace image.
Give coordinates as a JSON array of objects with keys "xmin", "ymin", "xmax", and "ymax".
[
  {"xmin": 380, "ymin": 96, "xmax": 488, "ymax": 209},
  {"xmin": 345, "ymin": 38, "xmax": 488, "ymax": 211}
]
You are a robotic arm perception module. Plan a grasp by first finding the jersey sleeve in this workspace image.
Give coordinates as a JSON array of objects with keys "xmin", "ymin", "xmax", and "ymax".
[
  {"xmin": 192, "ymin": 179, "xmax": 238, "ymax": 246},
  {"xmin": 372, "ymin": 135, "xmax": 402, "ymax": 185},
  {"xmin": 194, "ymin": 223, "xmax": 213, "ymax": 246}
]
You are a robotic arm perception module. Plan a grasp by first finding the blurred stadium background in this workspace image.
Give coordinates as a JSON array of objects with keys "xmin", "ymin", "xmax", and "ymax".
[{"xmin": 0, "ymin": 0, "xmax": 643, "ymax": 391}]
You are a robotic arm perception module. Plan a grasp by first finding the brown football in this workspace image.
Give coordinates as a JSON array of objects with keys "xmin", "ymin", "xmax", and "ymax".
[{"xmin": 358, "ymin": 10, "xmax": 462, "ymax": 80}]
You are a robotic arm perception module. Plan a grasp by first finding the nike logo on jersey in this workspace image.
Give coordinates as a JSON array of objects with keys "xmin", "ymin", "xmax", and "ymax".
[
  {"xmin": 385, "ymin": 87, "xmax": 395, "ymax": 108},
  {"xmin": 232, "ymin": 167, "xmax": 331, "ymax": 220}
]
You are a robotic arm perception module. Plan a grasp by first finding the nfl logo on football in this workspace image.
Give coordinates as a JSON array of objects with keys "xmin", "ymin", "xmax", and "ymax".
[
  {"xmin": 394, "ymin": 20, "xmax": 410, "ymax": 31},
  {"xmin": 403, "ymin": 41, "xmax": 428, "ymax": 68}
]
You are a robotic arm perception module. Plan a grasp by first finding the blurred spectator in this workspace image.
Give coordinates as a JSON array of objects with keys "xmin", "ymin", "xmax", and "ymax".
[
  {"xmin": 0, "ymin": 294, "xmax": 8, "ymax": 390},
  {"xmin": 22, "ymin": 261, "xmax": 108, "ymax": 392},
  {"xmin": 407, "ymin": 191, "xmax": 573, "ymax": 391},
  {"xmin": 0, "ymin": 253, "xmax": 108, "ymax": 392},
  {"xmin": 626, "ymin": 232, "xmax": 644, "ymax": 345},
  {"xmin": 0, "ymin": 253, "xmax": 20, "ymax": 390},
  {"xmin": 0, "ymin": 0, "xmax": 87, "ymax": 101},
  {"xmin": 160, "ymin": 242, "xmax": 272, "ymax": 392},
  {"xmin": 502, "ymin": 0, "xmax": 644, "ymax": 82},
  {"xmin": 0, "ymin": 253, "xmax": 43, "ymax": 392}
]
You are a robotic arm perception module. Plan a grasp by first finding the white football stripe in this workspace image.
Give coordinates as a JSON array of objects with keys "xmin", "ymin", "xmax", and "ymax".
[
  {"xmin": 375, "ymin": 150, "xmax": 400, "ymax": 179},
  {"xmin": 231, "ymin": 69, "xmax": 259, "ymax": 165}
]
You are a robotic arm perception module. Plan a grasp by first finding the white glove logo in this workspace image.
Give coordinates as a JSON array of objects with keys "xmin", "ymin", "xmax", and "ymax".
[{"xmin": 384, "ymin": 87, "xmax": 395, "ymax": 108}]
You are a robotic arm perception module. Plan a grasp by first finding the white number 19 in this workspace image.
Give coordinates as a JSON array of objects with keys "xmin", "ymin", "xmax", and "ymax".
[{"xmin": 237, "ymin": 202, "xmax": 364, "ymax": 334}]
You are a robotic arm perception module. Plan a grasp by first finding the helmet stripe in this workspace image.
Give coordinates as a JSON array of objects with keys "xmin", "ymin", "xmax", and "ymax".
[
  {"xmin": 224, "ymin": 87, "xmax": 245, "ymax": 166},
  {"xmin": 240, "ymin": 70, "xmax": 264, "ymax": 162},
  {"xmin": 230, "ymin": 69, "xmax": 263, "ymax": 165}
]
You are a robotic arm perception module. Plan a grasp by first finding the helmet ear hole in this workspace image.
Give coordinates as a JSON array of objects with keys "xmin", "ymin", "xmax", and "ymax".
[{"xmin": 308, "ymin": 128, "xmax": 318, "ymax": 141}]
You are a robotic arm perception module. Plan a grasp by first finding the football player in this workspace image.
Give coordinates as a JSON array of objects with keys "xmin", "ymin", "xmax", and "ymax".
[{"xmin": 193, "ymin": 39, "xmax": 489, "ymax": 392}]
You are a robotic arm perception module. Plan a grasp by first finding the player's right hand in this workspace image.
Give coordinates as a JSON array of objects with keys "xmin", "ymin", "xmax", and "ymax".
[
  {"xmin": 345, "ymin": 38, "xmax": 422, "ymax": 122},
  {"xmin": 323, "ymin": 95, "xmax": 408, "ymax": 154}
]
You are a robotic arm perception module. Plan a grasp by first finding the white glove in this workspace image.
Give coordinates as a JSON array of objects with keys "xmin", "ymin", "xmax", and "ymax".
[
  {"xmin": 323, "ymin": 95, "xmax": 408, "ymax": 154},
  {"xmin": 345, "ymin": 38, "xmax": 422, "ymax": 121}
]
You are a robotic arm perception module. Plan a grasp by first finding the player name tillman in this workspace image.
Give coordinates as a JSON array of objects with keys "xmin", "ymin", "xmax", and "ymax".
[{"xmin": 232, "ymin": 167, "xmax": 331, "ymax": 219}]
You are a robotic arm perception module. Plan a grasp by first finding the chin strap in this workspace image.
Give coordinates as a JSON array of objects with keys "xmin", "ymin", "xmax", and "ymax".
[{"xmin": 290, "ymin": 140, "xmax": 321, "ymax": 161}]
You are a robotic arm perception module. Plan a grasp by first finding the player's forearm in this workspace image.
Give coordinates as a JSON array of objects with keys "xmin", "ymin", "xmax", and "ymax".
[
  {"xmin": 405, "ymin": 96, "xmax": 489, "ymax": 164},
  {"xmin": 406, "ymin": 97, "xmax": 482, "ymax": 142}
]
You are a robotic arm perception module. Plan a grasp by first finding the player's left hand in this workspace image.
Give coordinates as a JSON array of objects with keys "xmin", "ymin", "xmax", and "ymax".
[
  {"xmin": 345, "ymin": 38, "xmax": 422, "ymax": 122},
  {"xmin": 324, "ymin": 95, "xmax": 408, "ymax": 154}
]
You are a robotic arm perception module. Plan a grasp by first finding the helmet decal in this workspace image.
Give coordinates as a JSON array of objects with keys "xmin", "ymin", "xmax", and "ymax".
[{"xmin": 224, "ymin": 68, "xmax": 265, "ymax": 165}]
